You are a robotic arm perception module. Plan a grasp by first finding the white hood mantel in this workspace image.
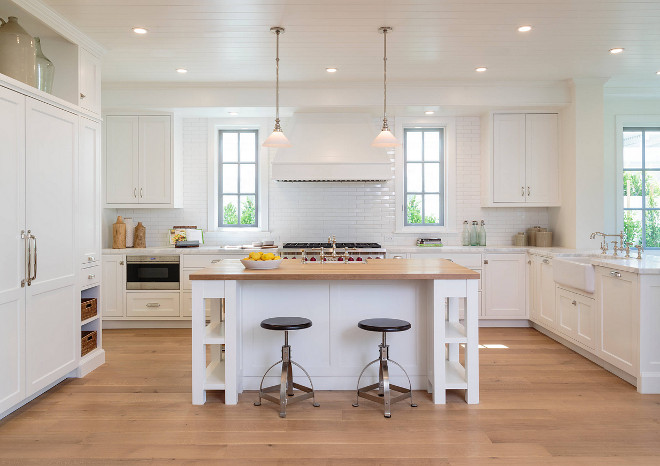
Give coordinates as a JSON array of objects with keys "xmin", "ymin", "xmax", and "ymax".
[{"xmin": 270, "ymin": 113, "xmax": 393, "ymax": 182}]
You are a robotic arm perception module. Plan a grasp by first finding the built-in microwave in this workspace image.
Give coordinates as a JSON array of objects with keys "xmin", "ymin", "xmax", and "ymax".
[{"xmin": 126, "ymin": 256, "xmax": 180, "ymax": 290}]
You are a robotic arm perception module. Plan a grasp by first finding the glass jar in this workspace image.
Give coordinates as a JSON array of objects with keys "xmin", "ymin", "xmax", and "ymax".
[
  {"xmin": 461, "ymin": 221, "xmax": 470, "ymax": 246},
  {"xmin": 34, "ymin": 37, "xmax": 54, "ymax": 93}
]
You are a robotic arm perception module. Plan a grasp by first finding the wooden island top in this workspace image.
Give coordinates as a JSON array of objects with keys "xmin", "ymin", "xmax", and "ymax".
[{"xmin": 189, "ymin": 258, "xmax": 480, "ymax": 281}]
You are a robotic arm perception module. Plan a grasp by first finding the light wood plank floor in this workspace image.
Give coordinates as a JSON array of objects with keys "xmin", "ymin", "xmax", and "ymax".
[{"xmin": 2, "ymin": 328, "xmax": 660, "ymax": 465}]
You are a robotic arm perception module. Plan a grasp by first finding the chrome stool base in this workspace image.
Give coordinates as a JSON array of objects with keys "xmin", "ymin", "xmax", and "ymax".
[
  {"xmin": 254, "ymin": 330, "xmax": 319, "ymax": 418},
  {"xmin": 352, "ymin": 333, "xmax": 416, "ymax": 418}
]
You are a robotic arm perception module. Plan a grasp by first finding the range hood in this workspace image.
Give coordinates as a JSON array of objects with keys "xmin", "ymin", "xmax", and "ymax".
[{"xmin": 271, "ymin": 113, "xmax": 393, "ymax": 182}]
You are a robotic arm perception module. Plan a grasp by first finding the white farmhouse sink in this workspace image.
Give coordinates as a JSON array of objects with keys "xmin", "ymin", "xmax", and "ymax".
[{"xmin": 553, "ymin": 257, "xmax": 595, "ymax": 293}]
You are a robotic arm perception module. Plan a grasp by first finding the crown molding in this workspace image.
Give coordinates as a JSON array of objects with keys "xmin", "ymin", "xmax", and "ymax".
[{"xmin": 10, "ymin": 0, "xmax": 106, "ymax": 57}]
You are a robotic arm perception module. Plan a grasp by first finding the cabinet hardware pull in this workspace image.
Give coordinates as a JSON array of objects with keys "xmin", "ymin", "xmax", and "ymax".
[
  {"xmin": 134, "ymin": 188, "xmax": 137, "ymax": 198},
  {"xmin": 80, "ymin": 93, "xmax": 86, "ymax": 99},
  {"xmin": 528, "ymin": 186, "xmax": 531, "ymax": 196},
  {"xmin": 521, "ymin": 187, "xmax": 525, "ymax": 196},
  {"xmin": 572, "ymin": 300, "xmax": 577, "ymax": 306},
  {"xmin": 88, "ymin": 256, "xmax": 95, "ymax": 262},
  {"xmin": 88, "ymin": 274, "xmax": 95, "ymax": 279},
  {"xmin": 610, "ymin": 271, "xmax": 622, "ymax": 278},
  {"xmin": 211, "ymin": 259, "xmax": 223, "ymax": 263},
  {"xmin": 483, "ymin": 260, "xmax": 488, "ymax": 265},
  {"xmin": 119, "ymin": 261, "xmax": 124, "ymax": 265},
  {"xmin": 29, "ymin": 233, "xmax": 37, "ymax": 282},
  {"xmin": 146, "ymin": 303, "xmax": 161, "ymax": 308},
  {"xmin": 21, "ymin": 230, "xmax": 28, "ymax": 287},
  {"xmin": 140, "ymin": 188, "xmax": 143, "ymax": 198},
  {"xmin": 543, "ymin": 259, "xmax": 549, "ymax": 264},
  {"xmin": 527, "ymin": 260, "xmax": 531, "ymax": 264}
]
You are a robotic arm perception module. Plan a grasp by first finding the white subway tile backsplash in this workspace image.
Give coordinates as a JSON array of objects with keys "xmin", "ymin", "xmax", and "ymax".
[{"xmin": 115, "ymin": 116, "xmax": 548, "ymax": 247}]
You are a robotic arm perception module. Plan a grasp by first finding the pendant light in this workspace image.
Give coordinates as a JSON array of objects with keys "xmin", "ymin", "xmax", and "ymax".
[
  {"xmin": 263, "ymin": 26, "xmax": 291, "ymax": 148},
  {"xmin": 372, "ymin": 26, "xmax": 399, "ymax": 148}
]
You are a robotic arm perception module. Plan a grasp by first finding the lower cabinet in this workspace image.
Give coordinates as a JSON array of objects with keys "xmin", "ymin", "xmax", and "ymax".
[
  {"xmin": 483, "ymin": 254, "xmax": 527, "ymax": 318},
  {"xmin": 126, "ymin": 292, "xmax": 180, "ymax": 317},
  {"xmin": 555, "ymin": 287, "xmax": 596, "ymax": 350},
  {"xmin": 596, "ymin": 266, "xmax": 638, "ymax": 374},
  {"xmin": 530, "ymin": 255, "xmax": 556, "ymax": 329},
  {"xmin": 102, "ymin": 255, "xmax": 125, "ymax": 318}
]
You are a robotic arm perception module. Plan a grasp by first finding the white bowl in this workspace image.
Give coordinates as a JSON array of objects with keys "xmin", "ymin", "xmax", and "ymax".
[
  {"xmin": 251, "ymin": 242, "xmax": 263, "ymax": 247},
  {"xmin": 241, "ymin": 258, "xmax": 283, "ymax": 270}
]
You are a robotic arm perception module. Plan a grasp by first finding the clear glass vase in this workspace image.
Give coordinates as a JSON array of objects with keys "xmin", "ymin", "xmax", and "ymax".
[{"xmin": 34, "ymin": 37, "xmax": 54, "ymax": 94}]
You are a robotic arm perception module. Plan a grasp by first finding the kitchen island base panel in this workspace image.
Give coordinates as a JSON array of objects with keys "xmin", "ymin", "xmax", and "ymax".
[{"xmin": 192, "ymin": 279, "xmax": 479, "ymax": 406}]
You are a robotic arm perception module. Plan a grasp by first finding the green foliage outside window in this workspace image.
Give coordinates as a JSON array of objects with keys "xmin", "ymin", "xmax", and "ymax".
[
  {"xmin": 407, "ymin": 195, "xmax": 438, "ymax": 225},
  {"xmin": 240, "ymin": 198, "xmax": 256, "ymax": 225},
  {"xmin": 623, "ymin": 172, "xmax": 660, "ymax": 247},
  {"xmin": 223, "ymin": 203, "xmax": 238, "ymax": 225}
]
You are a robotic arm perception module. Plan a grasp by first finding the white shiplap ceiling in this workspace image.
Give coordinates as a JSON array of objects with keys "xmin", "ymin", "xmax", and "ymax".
[{"xmin": 41, "ymin": 0, "xmax": 660, "ymax": 87}]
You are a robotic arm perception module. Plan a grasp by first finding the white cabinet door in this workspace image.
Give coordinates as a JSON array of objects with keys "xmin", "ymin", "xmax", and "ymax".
[
  {"xmin": 24, "ymin": 98, "xmax": 78, "ymax": 396},
  {"xmin": 78, "ymin": 48, "xmax": 101, "ymax": 114},
  {"xmin": 139, "ymin": 116, "xmax": 171, "ymax": 204},
  {"xmin": 556, "ymin": 287, "xmax": 596, "ymax": 350},
  {"xmin": 79, "ymin": 118, "xmax": 101, "ymax": 267},
  {"xmin": 493, "ymin": 114, "xmax": 526, "ymax": 203},
  {"xmin": 525, "ymin": 114, "xmax": 559, "ymax": 204},
  {"xmin": 597, "ymin": 268, "xmax": 638, "ymax": 374},
  {"xmin": 102, "ymin": 255, "xmax": 125, "ymax": 318},
  {"xmin": 538, "ymin": 258, "xmax": 556, "ymax": 328},
  {"xmin": 483, "ymin": 254, "xmax": 527, "ymax": 318},
  {"xmin": 105, "ymin": 116, "xmax": 139, "ymax": 204},
  {"xmin": 0, "ymin": 86, "xmax": 26, "ymax": 413},
  {"xmin": 528, "ymin": 257, "xmax": 538, "ymax": 322}
]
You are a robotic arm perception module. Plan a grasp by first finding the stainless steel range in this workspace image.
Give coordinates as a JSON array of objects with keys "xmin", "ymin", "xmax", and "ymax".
[{"xmin": 281, "ymin": 236, "xmax": 386, "ymax": 261}]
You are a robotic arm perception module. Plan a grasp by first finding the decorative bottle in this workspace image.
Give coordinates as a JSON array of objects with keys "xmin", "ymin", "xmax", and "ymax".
[
  {"xmin": 34, "ymin": 37, "xmax": 54, "ymax": 93},
  {"xmin": 0, "ymin": 17, "xmax": 36, "ymax": 86},
  {"xmin": 461, "ymin": 221, "xmax": 470, "ymax": 246},
  {"xmin": 470, "ymin": 221, "xmax": 479, "ymax": 246},
  {"xmin": 478, "ymin": 220, "xmax": 487, "ymax": 246}
]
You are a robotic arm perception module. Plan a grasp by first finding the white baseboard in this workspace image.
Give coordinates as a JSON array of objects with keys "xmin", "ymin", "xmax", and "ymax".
[
  {"xmin": 103, "ymin": 320, "xmax": 192, "ymax": 329},
  {"xmin": 76, "ymin": 349, "xmax": 106, "ymax": 377}
]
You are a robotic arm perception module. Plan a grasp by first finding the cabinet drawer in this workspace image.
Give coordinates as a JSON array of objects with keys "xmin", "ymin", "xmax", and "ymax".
[
  {"xmin": 409, "ymin": 253, "xmax": 482, "ymax": 268},
  {"xmin": 183, "ymin": 255, "xmax": 241, "ymax": 268},
  {"xmin": 81, "ymin": 265, "xmax": 100, "ymax": 288},
  {"xmin": 126, "ymin": 292, "xmax": 180, "ymax": 317}
]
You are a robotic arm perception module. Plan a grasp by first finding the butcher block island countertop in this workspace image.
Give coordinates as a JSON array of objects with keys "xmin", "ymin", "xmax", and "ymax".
[{"xmin": 189, "ymin": 258, "xmax": 480, "ymax": 281}]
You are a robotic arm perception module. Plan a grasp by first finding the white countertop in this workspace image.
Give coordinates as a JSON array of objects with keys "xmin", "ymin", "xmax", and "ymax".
[
  {"xmin": 387, "ymin": 245, "xmax": 594, "ymax": 257},
  {"xmin": 588, "ymin": 255, "xmax": 660, "ymax": 275}
]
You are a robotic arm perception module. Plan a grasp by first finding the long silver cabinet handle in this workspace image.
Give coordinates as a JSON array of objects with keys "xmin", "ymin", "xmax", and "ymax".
[
  {"xmin": 528, "ymin": 186, "xmax": 531, "ymax": 196},
  {"xmin": 146, "ymin": 303, "xmax": 161, "ymax": 308},
  {"xmin": 134, "ymin": 188, "xmax": 137, "ymax": 198},
  {"xmin": 30, "ymin": 233, "xmax": 37, "ymax": 282},
  {"xmin": 21, "ymin": 230, "xmax": 28, "ymax": 287},
  {"xmin": 140, "ymin": 188, "xmax": 143, "ymax": 198},
  {"xmin": 211, "ymin": 259, "xmax": 223, "ymax": 263},
  {"xmin": 521, "ymin": 187, "xmax": 525, "ymax": 197}
]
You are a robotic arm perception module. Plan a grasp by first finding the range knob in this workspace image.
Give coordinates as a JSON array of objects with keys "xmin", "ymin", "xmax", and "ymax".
[
  {"xmin": 357, "ymin": 257, "xmax": 363, "ymax": 261},
  {"xmin": 338, "ymin": 257, "xmax": 344, "ymax": 261},
  {"xmin": 348, "ymin": 257, "xmax": 355, "ymax": 261},
  {"xmin": 310, "ymin": 257, "xmax": 316, "ymax": 261},
  {"xmin": 284, "ymin": 256, "xmax": 289, "ymax": 259}
]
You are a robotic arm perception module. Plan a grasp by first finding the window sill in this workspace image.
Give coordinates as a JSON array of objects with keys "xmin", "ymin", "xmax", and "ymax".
[{"xmin": 395, "ymin": 226, "xmax": 456, "ymax": 234}]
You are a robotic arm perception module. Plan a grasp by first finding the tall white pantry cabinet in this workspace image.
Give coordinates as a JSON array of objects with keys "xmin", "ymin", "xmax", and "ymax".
[{"xmin": 0, "ymin": 82, "xmax": 103, "ymax": 417}]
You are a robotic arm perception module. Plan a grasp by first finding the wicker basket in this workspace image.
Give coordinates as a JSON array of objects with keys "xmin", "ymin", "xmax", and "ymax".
[
  {"xmin": 81, "ymin": 298, "xmax": 97, "ymax": 321},
  {"xmin": 81, "ymin": 330, "xmax": 97, "ymax": 357}
]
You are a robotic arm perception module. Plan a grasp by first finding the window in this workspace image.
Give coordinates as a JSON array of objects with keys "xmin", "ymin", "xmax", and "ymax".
[
  {"xmin": 404, "ymin": 128, "xmax": 445, "ymax": 226},
  {"xmin": 218, "ymin": 130, "xmax": 258, "ymax": 227},
  {"xmin": 622, "ymin": 127, "xmax": 660, "ymax": 248}
]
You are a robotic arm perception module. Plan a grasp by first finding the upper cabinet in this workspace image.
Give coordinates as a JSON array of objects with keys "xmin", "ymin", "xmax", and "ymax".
[
  {"xmin": 78, "ymin": 48, "xmax": 101, "ymax": 115},
  {"xmin": 105, "ymin": 115, "xmax": 180, "ymax": 208},
  {"xmin": 482, "ymin": 113, "xmax": 560, "ymax": 207}
]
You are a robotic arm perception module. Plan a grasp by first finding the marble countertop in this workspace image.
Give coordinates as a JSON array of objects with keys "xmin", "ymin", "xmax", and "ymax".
[{"xmin": 102, "ymin": 246, "xmax": 271, "ymax": 255}]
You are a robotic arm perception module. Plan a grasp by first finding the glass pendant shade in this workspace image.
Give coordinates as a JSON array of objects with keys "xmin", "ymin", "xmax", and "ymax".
[
  {"xmin": 372, "ymin": 128, "xmax": 399, "ymax": 147},
  {"xmin": 263, "ymin": 129, "xmax": 291, "ymax": 148}
]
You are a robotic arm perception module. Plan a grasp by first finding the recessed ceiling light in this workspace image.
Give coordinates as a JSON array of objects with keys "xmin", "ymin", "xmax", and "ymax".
[
  {"xmin": 518, "ymin": 25, "xmax": 532, "ymax": 32},
  {"xmin": 132, "ymin": 27, "xmax": 148, "ymax": 34},
  {"xmin": 609, "ymin": 48, "xmax": 624, "ymax": 54},
  {"xmin": 176, "ymin": 68, "xmax": 188, "ymax": 74},
  {"xmin": 326, "ymin": 67, "xmax": 338, "ymax": 73},
  {"xmin": 475, "ymin": 67, "xmax": 488, "ymax": 72},
  {"xmin": 228, "ymin": 112, "xmax": 239, "ymax": 116},
  {"xmin": 656, "ymin": 71, "xmax": 660, "ymax": 75},
  {"xmin": 425, "ymin": 111, "xmax": 435, "ymax": 115}
]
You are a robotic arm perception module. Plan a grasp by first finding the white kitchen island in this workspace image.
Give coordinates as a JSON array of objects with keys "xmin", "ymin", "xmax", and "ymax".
[{"xmin": 190, "ymin": 258, "xmax": 480, "ymax": 406}]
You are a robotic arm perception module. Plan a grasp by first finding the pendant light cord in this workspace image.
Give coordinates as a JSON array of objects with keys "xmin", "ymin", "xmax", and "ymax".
[
  {"xmin": 383, "ymin": 28, "xmax": 387, "ymax": 125},
  {"xmin": 275, "ymin": 29, "xmax": 280, "ymax": 126}
]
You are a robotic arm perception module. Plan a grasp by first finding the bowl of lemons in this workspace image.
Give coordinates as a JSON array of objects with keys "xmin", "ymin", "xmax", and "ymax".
[{"xmin": 240, "ymin": 251, "xmax": 283, "ymax": 270}]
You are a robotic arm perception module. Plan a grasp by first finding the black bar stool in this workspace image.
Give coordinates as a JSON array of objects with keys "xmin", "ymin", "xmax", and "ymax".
[
  {"xmin": 254, "ymin": 317, "xmax": 320, "ymax": 417},
  {"xmin": 352, "ymin": 318, "xmax": 417, "ymax": 418}
]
